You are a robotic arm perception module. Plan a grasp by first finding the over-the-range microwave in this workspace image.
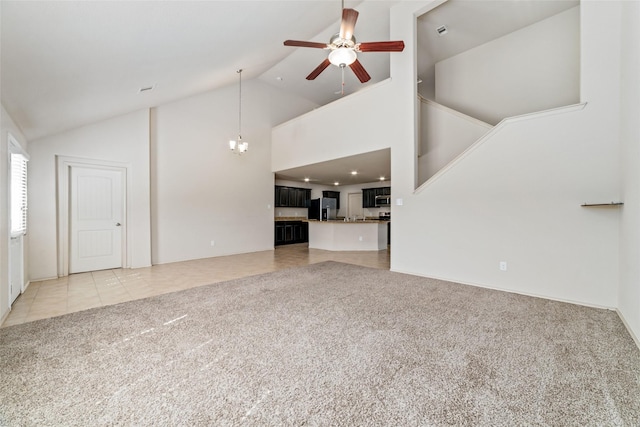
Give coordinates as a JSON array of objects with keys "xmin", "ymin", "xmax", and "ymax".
[{"xmin": 375, "ymin": 195, "xmax": 391, "ymax": 207}]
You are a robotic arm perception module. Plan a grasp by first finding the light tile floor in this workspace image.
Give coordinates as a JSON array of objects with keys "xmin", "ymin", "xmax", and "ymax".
[{"xmin": 2, "ymin": 244, "xmax": 390, "ymax": 327}]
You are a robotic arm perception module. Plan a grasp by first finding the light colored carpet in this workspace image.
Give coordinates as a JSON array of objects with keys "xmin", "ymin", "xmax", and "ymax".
[{"xmin": 0, "ymin": 261, "xmax": 639, "ymax": 426}]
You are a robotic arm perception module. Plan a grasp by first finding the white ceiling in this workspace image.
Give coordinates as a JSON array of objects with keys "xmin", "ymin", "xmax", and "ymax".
[
  {"xmin": 1, "ymin": 0, "xmax": 578, "ymax": 186},
  {"xmin": 276, "ymin": 148, "xmax": 390, "ymax": 187},
  {"xmin": 416, "ymin": 0, "xmax": 578, "ymax": 98},
  {"xmin": 0, "ymin": 0, "xmax": 397, "ymax": 141}
]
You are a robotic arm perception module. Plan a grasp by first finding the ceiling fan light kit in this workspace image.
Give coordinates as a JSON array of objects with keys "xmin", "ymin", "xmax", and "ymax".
[
  {"xmin": 329, "ymin": 48, "xmax": 357, "ymax": 67},
  {"xmin": 283, "ymin": 6, "xmax": 405, "ymax": 86}
]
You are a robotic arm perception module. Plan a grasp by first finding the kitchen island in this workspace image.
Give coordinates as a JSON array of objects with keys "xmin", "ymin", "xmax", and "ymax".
[{"xmin": 307, "ymin": 220, "xmax": 389, "ymax": 251}]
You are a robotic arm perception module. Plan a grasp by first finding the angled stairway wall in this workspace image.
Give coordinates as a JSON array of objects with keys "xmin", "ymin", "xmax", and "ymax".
[
  {"xmin": 418, "ymin": 97, "xmax": 492, "ymax": 186},
  {"xmin": 397, "ymin": 103, "xmax": 621, "ymax": 309}
]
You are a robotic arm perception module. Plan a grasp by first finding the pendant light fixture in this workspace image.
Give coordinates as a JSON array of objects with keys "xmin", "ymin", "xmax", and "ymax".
[{"xmin": 229, "ymin": 69, "xmax": 249, "ymax": 154}]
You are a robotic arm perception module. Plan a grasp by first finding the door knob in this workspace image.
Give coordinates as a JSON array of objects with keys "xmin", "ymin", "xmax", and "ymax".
[{"xmin": 115, "ymin": 223, "xmax": 121, "ymax": 227}]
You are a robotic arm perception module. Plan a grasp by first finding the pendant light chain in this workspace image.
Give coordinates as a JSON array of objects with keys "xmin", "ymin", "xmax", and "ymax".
[{"xmin": 237, "ymin": 69, "xmax": 242, "ymax": 140}]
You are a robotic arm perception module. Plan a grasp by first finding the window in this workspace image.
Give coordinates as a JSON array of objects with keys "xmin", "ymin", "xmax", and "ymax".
[{"xmin": 9, "ymin": 136, "xmax": 28, "ymax": 237}]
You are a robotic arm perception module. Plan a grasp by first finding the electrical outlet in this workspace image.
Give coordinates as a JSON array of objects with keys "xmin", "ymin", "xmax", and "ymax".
[
  {"xmin": 210, "ymin": 240, "xmax": 215, "ymax": 247},
  {"xmin": 359, "ymin": 236, "xmax": 363, "ymax": 241},
  {"xmin": 499, "ymin": 261, "xmax": 507, "ymax": 271}
]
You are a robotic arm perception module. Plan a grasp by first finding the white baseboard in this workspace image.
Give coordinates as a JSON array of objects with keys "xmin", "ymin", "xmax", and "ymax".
[
  {"xmin": 0, "ymin": 309, "xmax": 9, "ymax": 326},
  {"xmin": 616, "ymin": 309, "xmax": 640, "ymax": 351},
  {"xmin": 30, "ymin": 275, "xmax": 60, "ymax": 282}
]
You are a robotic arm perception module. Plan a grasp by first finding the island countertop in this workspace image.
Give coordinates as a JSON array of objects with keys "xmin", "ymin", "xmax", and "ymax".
[{"xmin": 274, "ymin": 216, "xmax": 307, "ymax": 222}]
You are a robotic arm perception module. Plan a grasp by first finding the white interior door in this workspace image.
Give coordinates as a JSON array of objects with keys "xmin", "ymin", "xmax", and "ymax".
[
  {"xmin": 69, "ymin": 166, "xmax": 124, "ymax": 274},
  {"xmin": 348, "ymin": 193, "xmax": 364, "ymax": 219}
]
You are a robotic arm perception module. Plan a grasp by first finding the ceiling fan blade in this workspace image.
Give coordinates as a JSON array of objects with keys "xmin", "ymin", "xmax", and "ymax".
[
  {"xmin": 349, "ymin": 59, "xmax": 371, "ymax": 83},
  {"xmin": 284, "ymin": 40, "xmax": 329, "ymax": 49},
  {"xmin": 357, "ymin": 41, "xmax": 405, "ymax": 52},
  {"xmin": 339, "ymin": 8, "xmax": 359, "ymax": 41},
  {"xmin": 306, "ymin": 59, "xmax": 332, "ymax": 80}
]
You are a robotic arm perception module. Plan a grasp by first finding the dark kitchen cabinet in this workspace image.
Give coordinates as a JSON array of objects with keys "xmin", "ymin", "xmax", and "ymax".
[
  {"xmin": 274, "ymin": 221, "xmax": 308, "ymax": 246},
  {"xmin": 275, "ymin": 186, "xmax": 311, "ymax": 208},
  {"xmin": 322, "ymin": 191, "xmax": 340, "ymax": 209},
  {"xmin": 296, "ymin": 188, "xmax": 308, "ymax": 207},
  {"xmin": 293, "ymin": 223, "xmax": 303, "ymax": 241},
  {"xmin": 276, "ymin": 186, "xmax": 290, "ymax": 207},
  {"xmin": 362, "ymin": 188, "xmax": 376, "ymax": 208},
  {"xmin": 362, "ymin": 187, "xmax": 391, "ymax": 208},
  {"xmin": 275, "ymin": 222, "xmax": 286, "ymax": 243}
]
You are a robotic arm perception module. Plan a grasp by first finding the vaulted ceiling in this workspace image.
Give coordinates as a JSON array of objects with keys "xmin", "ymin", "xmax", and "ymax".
[
  {"xmin": 1, "ymin": 0, "xmax": 578, "ymax": 185},
  {"xmin": 1, "ymin": 0, "xmax": 399, "ymax": 141}
]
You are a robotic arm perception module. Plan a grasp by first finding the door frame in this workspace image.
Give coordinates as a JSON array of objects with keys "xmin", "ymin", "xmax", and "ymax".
[{"xmin": 56, "ymin": 156, "xmax": 130, "ymax": 277}]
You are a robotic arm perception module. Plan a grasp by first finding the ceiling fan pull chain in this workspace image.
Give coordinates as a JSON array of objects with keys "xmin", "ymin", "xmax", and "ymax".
[{"xmin": 341, "ymin": 65, "xmax": 345, "ymax": 96}]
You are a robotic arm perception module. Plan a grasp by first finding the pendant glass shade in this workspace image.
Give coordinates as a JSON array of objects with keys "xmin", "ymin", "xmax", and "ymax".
[
  {"xmin": 329, "ymin": 48, "xmax": 357, "ymax": 67},
  {"xmin": 229, "ymin": 138, "xmax": 248, "ymax": 153}
]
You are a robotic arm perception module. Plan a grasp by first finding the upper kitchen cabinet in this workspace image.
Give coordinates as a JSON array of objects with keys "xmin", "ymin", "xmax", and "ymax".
[
  {"xmin": 362, "ymin": 188, "xmax": 376, "ymax": 208},
  {"xmin": 296, "ymin": 188, "xmax": 308, "ymax": 207},
  {"xmin": 362, "ymin": 187, "xmax": 391, "ymax": 208},
  {"xmin": 275, "ymin": 185, "xmax": 311, "ymax": 208},
  {"xmin": 275, "ymin": 186, "xmax": 289, "ymax": 206}
]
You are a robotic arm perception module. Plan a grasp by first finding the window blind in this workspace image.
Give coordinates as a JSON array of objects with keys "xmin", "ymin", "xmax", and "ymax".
[{"xmin": 11, "ymin": 152, "xmax": 28, "ymax": 236}]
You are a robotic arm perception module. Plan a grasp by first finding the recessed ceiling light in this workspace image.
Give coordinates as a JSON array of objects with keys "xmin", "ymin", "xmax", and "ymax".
[
  {"xmin": 351, "ymin": 171, "xmax": 358, "ymax": 175},
  {"xmin": 304, "ymin": 178, "xmax": 310, "ymax": 182},
  {"xmin": 436, "ymin": 25, "xmax": 448, "ymax": 36},
  {"xmin": 379, "ymin": 176, "xmax": 385, "ymax": 181},
  {"xmin": 334, "ymin": 182, "xmax": 339, "ymax": 186}
]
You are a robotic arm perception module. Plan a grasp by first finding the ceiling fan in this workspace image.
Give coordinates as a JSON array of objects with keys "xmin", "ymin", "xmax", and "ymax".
[{"xmin": 283, "ymin": 6, "xmax": 405, "ymax": 84}]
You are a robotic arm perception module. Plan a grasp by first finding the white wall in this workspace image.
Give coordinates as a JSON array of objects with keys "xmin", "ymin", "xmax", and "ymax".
[
  {"xmin": 397, "ymin": 105, "xmax": 619, "ymax": 307},
  {"xmin": 151, "ymin": 80, "xmax": 317, "ymax": 264},
  {"xmin": 435, "ymin": 6, "xmax": 580, "ymax": 125},
  {"xmin": 418, "ymin": 97, "xmax": 492, "ymax": 186},
  {"xmin": 28, "ymin": 109, "xmax": 152, "ymax": 280},
  {"xmin": 0, "ymin": 105, "xmax": 29, "ymax": 321},
  {"xmin": 619, "ymin": 0, "xmax": 640, "ymax": 343},
  {"xmin": 391, "ymin": 1, "xmax": 622, "ymax": 309},
  {"xmin": 25, "ymin": 78, "xmax": 316, "ymax": 277},
  {"xmin": 272, "ymin": 80, "xmax": 396, "ymax": 172}
]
